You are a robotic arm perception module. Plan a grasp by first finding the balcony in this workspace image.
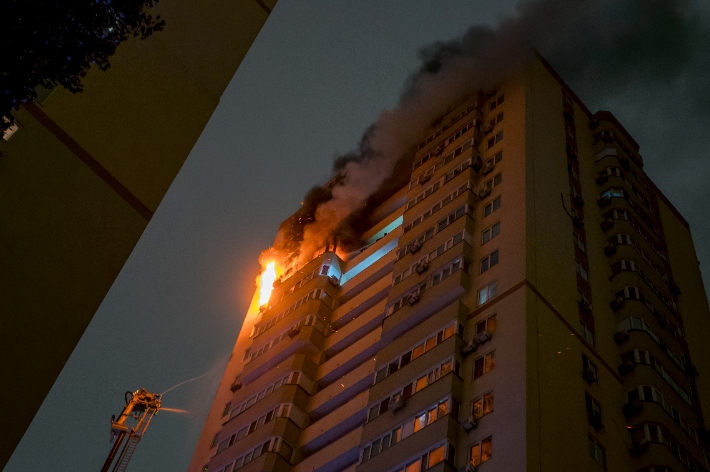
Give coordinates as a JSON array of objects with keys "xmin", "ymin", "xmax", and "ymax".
[
  {"xmin": 331, "ymin": 275, "xmax": 391, "ymax": 330},
  {"xmin": 232, "ymin": 451, "xmax": 291, "ymax": 472},
  {"xmin": 242, "ymin": 326, "xmax": 325, "ymax": 385},
  {"xmin": 382, "ymin": 268, "xmax": 470, "ymax": 347},
  {"xmin": 309, "ymin": 360, "xmax": 375, "ymax": 420},
  {"xmin": 317, "ymin": 328, "xmax": 381, "ymax": 388},
  {"xmin": 291, "ymin": 428, "xmax": 361, "ymax": 472},
  {"xmin": 325, "ymin": 299, "xmax": 386, "ymax": 357},
  {"xmin": 300, "ymin": 390, "xmax": 369, "ymax": 454},
  {"xmin": 357, "ymin": 414, "xmax": 460, "ymax": 472}
]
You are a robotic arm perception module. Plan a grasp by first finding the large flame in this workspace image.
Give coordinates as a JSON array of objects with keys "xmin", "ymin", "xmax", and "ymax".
[{"xmin": 258, "ymin": 261, "xmax": 278, "ymax": 307}]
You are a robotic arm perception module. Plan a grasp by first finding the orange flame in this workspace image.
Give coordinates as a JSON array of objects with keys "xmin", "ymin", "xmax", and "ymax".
[{"xmin": 258, "ymin": 261, "xmax": 278, "ymax": 306}]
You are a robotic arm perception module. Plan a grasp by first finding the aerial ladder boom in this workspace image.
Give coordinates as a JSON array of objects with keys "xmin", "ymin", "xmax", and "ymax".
[{"xmin": 100, "ymin": 389, "xmax": 161, "ymax": 472}]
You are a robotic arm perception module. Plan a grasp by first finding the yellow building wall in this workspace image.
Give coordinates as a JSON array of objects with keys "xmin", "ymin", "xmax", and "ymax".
[{"xmin": 0, "ymin": 0, "xmax": 275, "ymax": 467}]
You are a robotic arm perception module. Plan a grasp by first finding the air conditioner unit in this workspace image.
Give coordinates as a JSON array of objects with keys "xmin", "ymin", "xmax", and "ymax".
[
  {"xmin": 415, "ymin": 261, "xmax": 429, "ymax": 274},
  {"xmin": 571, "ymin": 211, "xmax": 584, "ymax": 229},
  {"xmin": 603, "ymin": 242, "xmax": 617, "ymax": 256},
  {"xmin": 623, "ymin": 399, "xmax": 642, "ymax": 418},
  {"xmin": 582, "ymin": 367, "xmax": 597, "ymax": 384},
  {"xmin": 597, "ymin": 196, "xmax": 611, "ymax": 208},
  {"xmin": 459, "ymin": 464, "xmax": 477, "ymax": 472},
  {"xmin": 461, "ymin": 415, "xmax": 477, "ymax": 432},
  {"xmin": 600, "ymin": 219, "xmax": 614, "ymax": 231},
  {"xmin": 610, "ymin": 295, "xmax": 625, "ymax": 311},
  {"xmin": 288, "ymin": 327, "xmax": 300, "ymax": 338},
  {"xmin": 419, "ymin": 173, "xmax": 431, "ymax": 184},
  {"xmin": 408, "ymin": 242, "xmax": 421, "ymax": 254},
  {"xmin": 573, "ymin": 194, "xmax": 585, "ymax": 207},
  {"xmin": 329, "ymin": 275, "xmax": 340, "ymax": 287},
  {"xmin": 460, "ymin": 338, "xmax": 480, "ymax": 356},
  {"xmin": 407, "ymin": 293, "xmax": 420, "ymax": 306},
  {"xmin": 477, "ymin": 186, "xmax": 491, "ymax": 198},
  {"xmin": 477, "ymin": 329, "xmax": 492, "ymax": 344},
  {"xmin": 483, "ymin": 124, "xmax": 494, "ymax": 134},
  {"xmin": 588, "ymin": 412, "xmax": 604, "ymax": 430},
  {"xmin": 632, "ymin": 439, "xmax": 648, "ymax": 455},
  {"xmin": 614, "ymin": 329, "xmax": 630, "ymax": 345},
  {"xmin": 388, "ymin": 393, "xmax": 404, "ymax": 413},
  {"xmin": 578, "ymin": 299, "xmax": 592, "ymax": 314},
  {"xmin": 481, "ymin": 160, "xmax": 495, "ymax": 175},
  {"xmin": 433, "ymin": 144, "xmax": 445, "ymax": 156},
  {"xmin": 618, "ymin": 358, "xmax": 635, "ymax": 376},
  {"xmin": 230, "ymin": 380, "xmax": 242, "ymax": 392},
  {"xmin": 471, "ymin": 156, "xmax": 483, "ymax": 173},
  {"xmin": 596, "ymin": 173, "xmax": 609, "ymax": 185},
  {"xmin": 671, "ymin": 283, "xmax": 681, "ymax": 297}
]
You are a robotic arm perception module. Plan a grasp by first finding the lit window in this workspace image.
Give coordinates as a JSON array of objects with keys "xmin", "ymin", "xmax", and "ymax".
[{"xmin": 478, "ymin": 281, "xmax": 498, "ymax": 305}]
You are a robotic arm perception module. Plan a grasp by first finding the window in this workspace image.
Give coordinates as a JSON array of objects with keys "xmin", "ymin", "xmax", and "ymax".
[
  {"xmin": 487, "ymin": 130, "xmax": 503, "ymax": 149},
  {"xmin": 368, "ymin": 359, "xmax": 461, "ymax": 422},
  {"xmin": 493, "ymin": 173, "xmax": 502, "ymax": 187},
  {"xmin": 568, "ymin": 163, "xmax": 578, "ymax": 180},
  {"xmin": 487, "ymin": 151, "xmax": 503, "ymax": 168},
  {"xmin": 473, "ymin": 392, "xmax": 494, "ymax": 419},
  {"xmin": 228, "ymin": 372, "xmax": 300, "ymax": 420},
  {"xmin": 476, "ymin": 314, "xmax": 497, "ymax": 335},
  {"xmin": 588, "ymin": 436, "xmax": 606, "ymax": 469},
  {"xmin": 490, "ymin": 94, "xmax": 504, "ymax": 110},
  {"xmin": 575, "ymin": 260, "xmax": 588, "ymax": 280},
  {"xmin": 480, "ymin": 250, "xmax": 499, "ymax": 273},
  {"xmin": 580, "ymin": 320, "xmax": 595, "ymax": 346},
  {"xmin": 583, "ymin": 355, "xmax": 597, "ymax": 383},
  {"xmin": 574, "ymin": 233, "xmax": 586, "ymax": 253},
  {"xmin": 210, "ymin": 433, "xmax": 220, "ymax": 449},
  {"xmin": 585, "ymin": 391, "xmax": 602, "ymax": 418},
  {"xmin": 484, "ymin": 196, "xmax": 501, "ymax": 217},
  {"xmin": 478, "ymin": 281, "xmax": 498, "ymax": 305},
  {"xmin": 474, "ymin": 351, "xmax": 495, "ymax": 379},
  {"xmin": 221, "ymin": 402, "xmax": 231, "ymax": 418},
  {"xmin": 470, "ymin": 436, "xmax": 493, "ymax": 466}
]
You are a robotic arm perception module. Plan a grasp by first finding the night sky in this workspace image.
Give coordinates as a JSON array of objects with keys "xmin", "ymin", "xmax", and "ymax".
[{"xmin": 7, "ymin": 1, "xmax": 710, "ymax": 471}]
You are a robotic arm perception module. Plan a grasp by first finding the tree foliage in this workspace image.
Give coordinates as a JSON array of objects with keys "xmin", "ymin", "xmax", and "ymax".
[{"xmin": 1, "ymin": 0, "xmax": 165, "ymax": 131}]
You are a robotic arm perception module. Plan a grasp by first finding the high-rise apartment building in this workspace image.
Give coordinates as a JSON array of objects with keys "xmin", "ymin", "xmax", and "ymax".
[
  {"xmin": 188, "ymin": 56, "xmax": 710, "ymax": 472},
  {"xmin": 0, "ymin": 0, "xmax": 276, "ymax": 467}
]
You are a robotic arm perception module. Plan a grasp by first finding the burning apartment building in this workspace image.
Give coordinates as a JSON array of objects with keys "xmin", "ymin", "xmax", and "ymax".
[{"xmin": 186, "ymin": 52, "xmax": 710, "ymax": 472}]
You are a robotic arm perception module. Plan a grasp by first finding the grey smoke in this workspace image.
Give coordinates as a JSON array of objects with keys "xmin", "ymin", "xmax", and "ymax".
[{"xmin": 273, "ymin": 0, "xmax": 710, "ymax": 271}]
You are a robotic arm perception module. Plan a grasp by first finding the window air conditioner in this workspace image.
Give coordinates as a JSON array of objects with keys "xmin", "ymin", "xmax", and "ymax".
[
  {"xmin": 600, "ymin": 219, "xmax": 614, "ymax": 231},
  {"xmin": 603, "ymin": 242, "xmax": 617, "ymax": 256},
  {"xmin": 461, "ymin": 415, "xmax": 477, "ymax": 432},
  {"xmin": 483, "ymin": 124, "xmax": 494, "ymax": 134},
  {"xmin": 230, "ymin": 379, "xmax": 242, "ymax": 392},
  {"xmin": 476, "ymin": 329, "xmax": 492, "ymax": 344},
  {"xmin": 433, "ymin": 144, "xmax": 445, "ymax": 156},
  {"xmin": 596, "ymin": 173, "xmax": 609, "ymax": 185},
  {"xmin": 618, "ymin": 358, "xmax": 635, "ymax": 376},
  {"xmin": 623, "ymin": 399, "xmax": 642, "ymax": 418},
  {"xmin": 597, "ymin": 196, "xmax": 611, "ymax": 208},
  {"xmin": 460, "ymin": 338, "xmax": 480, "ymax": 356},
  {"xmin": 388, "ymin": 392, "xmax": 404, "ymax": 413},
  {"xmin": 613, "ymin": 329, "xmax": 630, "ymax": 345},
  {"xmin": 329, "ymin": 275, "xmax": 340, "ymax": 287},
  {"xmin": 471, "ymin": 156, "xmax": 483, "ymax": 173},
  {"xmin": 459, "ymin": 464, "xmax": 477, "ymax": 472},
  {"xmin": 632, "ymin": 439, "xmax": 648, "ymax": 455},
  {"xmin": 610, "ymin": 295, "xmax": 625, "ymax": 311},
  {"xmin": 415, "ymin": 261, "xmax": 429, "ymax": 274},
  {"xmin": 571, "ymin": 211, "xmax": 584, "ymax": 229},
  {"xmin": 582, "ymin": 367, "xmax": 597, "ymax": 384},
  {"xmin": 406, "ymin": 293, "xmax": 420, "ymax": 306},
  {"xmin": 408, "ymin": 242, "xmax": 421, "ymax": 254},
  {"xmin": 481, "ymin": 160, "xmax": 495, "ymax": 175},
  {"xmin": 476, "ymin": 185, "xmax": 491, "ymax": 198},
  {"xmin": 288, "ymin": 327, "xmax": 301, "ymax": 338},
  {"xmin": 578, "ymin": 298, "xmax": 592, "ymax": 314},
  {"xmin": 419, "ymin": 173, "xmax": 431, "ymax": 184}
]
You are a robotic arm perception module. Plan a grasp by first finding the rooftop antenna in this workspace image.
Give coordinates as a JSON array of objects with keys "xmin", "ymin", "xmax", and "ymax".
[{"xmin": 100, "ymin": 388, "xmax": 161, "ymax": 472}]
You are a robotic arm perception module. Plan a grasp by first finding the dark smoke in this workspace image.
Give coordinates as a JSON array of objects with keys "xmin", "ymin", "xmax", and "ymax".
[{"xmin": 266, "ymin": 0, "xmax": 710, "ymax": 271}]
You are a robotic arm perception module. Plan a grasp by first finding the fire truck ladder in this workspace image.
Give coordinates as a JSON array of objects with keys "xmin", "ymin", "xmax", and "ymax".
[{"xmin": 111, "ymin": 406, "xmax": 158, "ymax": 472}]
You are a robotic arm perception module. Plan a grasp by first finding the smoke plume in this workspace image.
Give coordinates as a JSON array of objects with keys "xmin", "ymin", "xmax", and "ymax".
[{"xmin": 263, "ymin": 0, "xmax": 707, "ymax": 273}]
